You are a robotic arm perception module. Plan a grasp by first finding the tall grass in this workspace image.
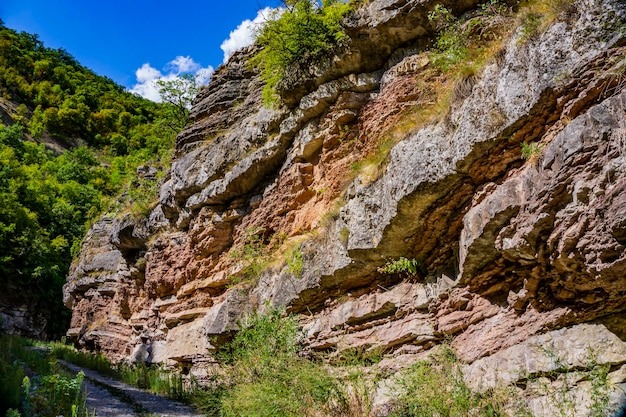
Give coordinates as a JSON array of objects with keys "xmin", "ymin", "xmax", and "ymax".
[
  {"xmin": 117, "ymin": 362, "xmax": 187, "ymax": 400},
  {"xmin": 218, "ymin": 307, "xmax": 348, "ymax": 417},
  {"xmin": 388, "ymin": 345, "xmax": 513, "ymax": 417},
  {"xmin": 0, "ymin": 335, "xmax": 26, "ymax": 415},
  {"xmin": 49, "ymin": 341, "xmax": 115, "ymax": 376},
  {"xmin": 49, "ymin": 340, "xmax": 193, "ymax": 401},
  {"xmin": 0, "ymin": 334, "xmax": 88, "ymax": 417}
]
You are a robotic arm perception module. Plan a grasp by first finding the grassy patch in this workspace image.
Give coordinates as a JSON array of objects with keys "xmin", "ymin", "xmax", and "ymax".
[
  {"xmin": 286, "ymin": 243, "xmax": 305, "ymax": 278},
  {"xmin": 0, "ymin": 335, "xmax": 90, "ymax": 417},
  {"xmin": 389, "ymin": 345, "xmax": 511, "ymax": 416},
  {"xmin": 218, "ymin": 307, "xmax": 348, "ymax": 417}
]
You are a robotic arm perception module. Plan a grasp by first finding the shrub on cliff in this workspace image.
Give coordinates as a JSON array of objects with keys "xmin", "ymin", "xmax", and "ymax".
[{"xmin": 251, "ymin": 0, "xmax": 352, "ymax": 105}]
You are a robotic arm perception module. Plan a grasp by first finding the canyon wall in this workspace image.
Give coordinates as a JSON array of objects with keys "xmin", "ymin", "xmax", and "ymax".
[{"xmin": 64, "ymin": 0, "xmax": 626, "ymax": 414}]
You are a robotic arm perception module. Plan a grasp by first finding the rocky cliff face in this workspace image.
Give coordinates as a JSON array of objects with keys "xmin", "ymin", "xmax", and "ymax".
[{"xmin": 64, "ymin": 0, "xmax": 626, "ymax": 414}]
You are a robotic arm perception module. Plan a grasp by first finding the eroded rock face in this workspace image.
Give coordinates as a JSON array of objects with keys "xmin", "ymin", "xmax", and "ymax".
[{"xmin": 65, "ymin": 0, "xmax": 626, "ymax": 414}]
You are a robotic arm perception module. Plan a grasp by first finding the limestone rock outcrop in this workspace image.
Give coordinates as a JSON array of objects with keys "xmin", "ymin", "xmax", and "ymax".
[{"xmin": 64, "ymin": 0, "xmax": 626, "ymax": 414}]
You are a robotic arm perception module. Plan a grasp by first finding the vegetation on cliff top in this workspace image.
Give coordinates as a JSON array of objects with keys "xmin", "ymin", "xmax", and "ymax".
[{"xmin": 251, "ymin": 0, "xmax": 352, "ymax": 104}]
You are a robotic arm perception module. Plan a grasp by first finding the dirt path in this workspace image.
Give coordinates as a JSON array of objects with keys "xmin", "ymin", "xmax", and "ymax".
[
  {"xmin": 60, "ymin": 360, "xmax": 204, "ymax": 417},
  {"xmin": 80, "ymin": 378, "xmax": 136, "ymax": 417}
]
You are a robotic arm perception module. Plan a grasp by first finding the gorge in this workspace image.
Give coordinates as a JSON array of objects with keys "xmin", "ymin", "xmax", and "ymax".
[{"xmin": 60, "ymin": 0, "xmax": 626, "ymax": 415}]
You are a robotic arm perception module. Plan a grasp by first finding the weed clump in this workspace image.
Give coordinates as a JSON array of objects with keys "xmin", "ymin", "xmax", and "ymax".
[
  {"xmin": 378, "ymin": 257, "xmax": 424, "ymax": 278},
  {"xmin": 286, "ymin": 244, "xmax": 305, "ymax": 278},
  {"xmin": 520, "ymin": 141, "xmax": 542, "ymax": 160}
]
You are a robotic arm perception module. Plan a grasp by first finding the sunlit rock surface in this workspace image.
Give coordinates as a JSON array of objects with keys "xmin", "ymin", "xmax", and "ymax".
[{"xmin": 65, "ymin": 0, "xmax": 626, "ymax": 414}]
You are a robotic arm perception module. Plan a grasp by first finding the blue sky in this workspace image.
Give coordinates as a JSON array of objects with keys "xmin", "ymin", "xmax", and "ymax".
[{"xmin": 1, "ymin": 0, "xmax": 282, "ymax": 100}]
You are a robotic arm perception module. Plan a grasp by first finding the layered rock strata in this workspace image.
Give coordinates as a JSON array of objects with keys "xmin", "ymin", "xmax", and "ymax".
[{"xmin": 65, "ymin": 0, "xmax": 626, "ymax": 414}]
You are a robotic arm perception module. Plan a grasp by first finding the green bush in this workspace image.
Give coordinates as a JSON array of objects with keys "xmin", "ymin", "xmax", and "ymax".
[
  {"xmin": 219, "ymin": 307, "xmax": 347, "ymax": 417},
  {"xmin": 389, "ymin": 345, "xmax": 507, "ymax": 417},
  {"xmin": 251, "ymin": 0, "xmax": 352, "ymax": 105},
  {"xmin": 29, "ymin": 372, "xmax": 85, "ymax": 417},
  {"xmin": 428, "ymin": 5, "xmax": 469, "ymax": 71},
  {"xmin": 0, "ymin": 336, "xmax": 88, "ymax": 417}
]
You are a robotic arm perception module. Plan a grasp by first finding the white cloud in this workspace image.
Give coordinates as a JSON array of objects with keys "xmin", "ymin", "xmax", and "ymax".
[
  {"xmin": 130, "ymin": 56, "xmax": 213, "ymax": 102},
  {"xmin": 220, "ymin": 7, "xmax": 277, "ymax": 63},
  {"xmin": 195, "ymin": 67, "xmax": 213, "ymax": 85},
  {"xmin": 135, "ymin": 63, "xmax": 161, "ymax": 83},
  {"xmin": 167, "ymin": 55, "xmax": 201, "ymax": 74}
]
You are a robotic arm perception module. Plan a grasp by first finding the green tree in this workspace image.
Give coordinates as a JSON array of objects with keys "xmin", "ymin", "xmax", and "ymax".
[{"xmin": 155, "ymin": 73, "xmax": 199, "ymax": 134}]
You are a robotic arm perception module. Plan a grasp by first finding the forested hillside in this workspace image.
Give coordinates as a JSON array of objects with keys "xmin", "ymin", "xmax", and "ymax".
[{"xmin": 0, "ymin": 20, "xmax": 182, "ymax": 338}]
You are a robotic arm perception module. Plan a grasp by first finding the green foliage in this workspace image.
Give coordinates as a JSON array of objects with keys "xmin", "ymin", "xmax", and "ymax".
[
  {"xmin": 0, "ymin": 125, "xmax": 106, "ymax": 336},
  {"xmin": 0, "ymin": 23, "xmax": 161, "ymax": 147},
  {"xmin": 0, "ymin": 335, "xmax": 26, "ymax": 415},
  {"xmin": 118, "ymin": 363, "xmax": 187, "ymax": 400},
  {"xmin": 218, "ymin": 307, "xmax": 347, "ymax": 417},
  {"xmin": 286, "ymin": 244, "xmax": 304, "ymax": 278},
  {"xmin": 30, "ymin": 372, "xmax": 85, "ymax": 417},
  {"xmin": 50, "ymin": 341, "xmax": 116, "ymax": 376},
  {"xmin": 335, "ymin": 345, "xmax": 385, "ymax": 367},
  {"xmin": 521, "ymin": 141, "xmax": 542, "ymax": 159},
  {"xmin": 378, "ymin": 257, "xmax": 424, "ymax": 277},
  {"xmin": 0, "ymin": 335, "xmax": 88, "ymax": 417},
  {"xmin": 528, "ymin": 345, "xmax": 613, "ymax": 417},
  {"xmin": 427, "ymin": 5, "xmax": 469, "ymax": 71},
  {"xmin": 229, "ymin": 227, "xmax": 271, "ymax": 284},
  {"xmin": 0, "ymin": 22, "xmax": 186, "ymax": 337},
  {"xmin": 586, "ymin": 349, "xmax": 611, "ymax": 417},
  {"xmin": 427, "ymin": 1, "xmax": 512, "ymax": 72},
  {"xmin": 156, "ymin": 73, "xmax": 199, "ymax": 134},
  {"xmin": 251, "ymin": 0, "xmax": 351, "ymax": 105},
  {"xmin": 189, "ymin": 381, "xmax": 226, "ymax": 417},
  {"xmin": 6, "ymin": 409, "xmax": 20, "ymax": 417},
  {"xmin": 389, "ymin": 345, "xmax": 507, "ymax": 417}
]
